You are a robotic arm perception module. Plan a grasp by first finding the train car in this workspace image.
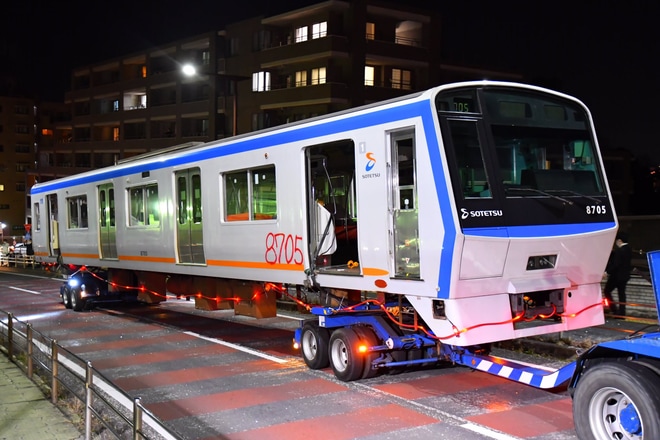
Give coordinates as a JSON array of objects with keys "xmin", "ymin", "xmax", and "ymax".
[{"xmin": 30, "ymin": 81, "xmax": 616, "ymax": 351}]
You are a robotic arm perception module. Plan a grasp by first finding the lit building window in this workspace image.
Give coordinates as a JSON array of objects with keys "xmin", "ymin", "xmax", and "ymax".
[
  {"xmin": 366, "ymin": 22, "xmax": 375, "ymax": 40},
  {"xmin": 312, "ymin": 22, "xmax": 327, "ymax": 39},
  {"xmin": 295, "ymin": 26, "xmax": 308, "ymax": 43},
  {"xmin": 295, "ymin": 70, "xmax": 307, "ymax": 87},
  {"xmin": 392, "ymin": 68, "xmax": 412, "ymax": 90},
  {"xmin": 364, "ymin": 66, "xmax": 375, "ymax": 86},
  {"xmin": 311, "ymin": 67, "xmax": 326, "ymax": 85},
  {"xmin": 252, "ymin": 71, "xmax": 271, "ymax": 92}
]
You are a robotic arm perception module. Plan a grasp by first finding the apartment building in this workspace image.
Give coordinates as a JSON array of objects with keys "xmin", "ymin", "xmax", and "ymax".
[
  {"xmin": 0, "ymin": 97, "xmax": 68, "ymax": 237},
  {"xmin": 31, "ymin": 0, "xmax": 521, "ymax": 185}
]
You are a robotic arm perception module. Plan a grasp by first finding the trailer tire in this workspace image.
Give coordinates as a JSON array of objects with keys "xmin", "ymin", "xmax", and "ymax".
[
  {"xmin": 353, "ymin": 326, "xmax": 379, "ymax": 379},
  {"xmin": 329, "ymin": 328, "xmax": 364, "ymax": 381},
  {"xmin": 573, "ymin": 360, "xmax": 660, "ymax": 440},
  {"xmin": 300, "ymin": 322, "xmax": 330, "ymax": 369},
  {"xmin": 61, "ymin": 286, "xmax": 72, "ymax": 309},
  {"xmin": 70, "ymin": 287, "xmax": 86, "ymax": 312}
]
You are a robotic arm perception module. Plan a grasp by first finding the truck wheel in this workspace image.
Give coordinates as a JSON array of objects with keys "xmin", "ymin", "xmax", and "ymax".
[
  {"xmin": 573, "ymin": 360, "xmax": 660, "ymax": 440},
  {"xmin": 61, "ymin": 286, "xmax": 72, "ymax": 309},
  {"xmin": 329, "ymin": 328, "xmax": 364, "ymax": 381},
  {"xmin": 300, "ymin": 322, "xmax": 329, "ymax": 369},
  {"xmin": 70, "ymin": 287, "xmax": 86, "ymax": 312}
]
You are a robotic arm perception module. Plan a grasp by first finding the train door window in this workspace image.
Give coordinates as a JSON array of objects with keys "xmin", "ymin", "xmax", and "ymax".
[
  {"xmin": 100, "ymin": 190, "xmax": 107, "ymax": 227},
  {"xmin": 177, "ymin": 176, "xmax": 188, "ymax": 224},
  {"xmin": 33, "ymin": 202, "xmax": 40, "ymax": 231},
  {"xmin": 447, "ymin": 119, "xmax": 491, "ymax": 199},
  {"xmin": 67, "ymin": 195, "xmax": 88, "ymax": 229},
  {"xmin": 175, "ymin": 168, "xmax": 205, "ymax": 264},
  {"xmin": 192, "ymin": 174, "xmax": 202, "ymax": 224},
  {"xmin": 390, "ymin": 131, "xmax": 420, "ymax": 279},
  {"xmin": 47, "ymin": 194, "xmax": 59, "ymax": 254},
  {"xmin": 109, "ymin": 188, "xmax": 115, "ymax": 227},
  {"xmin": 98, "ymin": 183, "xmax": 117, "ymax": 259}
]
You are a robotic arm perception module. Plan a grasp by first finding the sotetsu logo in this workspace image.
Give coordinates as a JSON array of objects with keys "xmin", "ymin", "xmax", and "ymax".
[{"xmin": 461, "ymin": 208, "xmax": 503, "ymax": 219}]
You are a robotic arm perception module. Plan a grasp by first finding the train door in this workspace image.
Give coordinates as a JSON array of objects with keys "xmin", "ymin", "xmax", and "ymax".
[
  {"xmin": 305, "ymin": 140, "xmax": 358, "ymax": 272},
  {"xmin": 98, "ymin": 183, "xmax": 117, "ymax": 259},
  {"xmin": 45, "ymin": 194, "xmax": 60, "ymax": 257},
  {"xmin": 175, "ymin": 168, "xmax": 205, "ymax": 264},
  {"xmin": 389, "ymin": 130, "xmax": 421, "ymax": 279}
]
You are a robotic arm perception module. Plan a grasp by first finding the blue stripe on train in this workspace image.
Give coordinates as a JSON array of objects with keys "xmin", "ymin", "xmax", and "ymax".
[
  {"xmin": 464, "ymin": 222, "xmax": 617, "ymax": 238},
  {"xmin": 31, "ymin": 101, "xmax": 431, "ymax": 195}
]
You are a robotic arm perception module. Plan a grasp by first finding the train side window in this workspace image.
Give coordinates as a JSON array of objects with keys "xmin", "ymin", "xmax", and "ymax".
[
  {"xmin": 129, "ymin": 187, "xmax": 144, "ymax": 226},
  {"xmin": 223, "ymin": 166, "xmax": 277, "ymax": 221},
  {"xmin": 252, "ymin": 166, "xmax": 276, "ymax": 220},
  {"xmin": 147, "ymin": 185, "xmax": 160, "ymax": 226},
  {"xmin": 225, "ymin": 171, "xmax": 249, "ymax": 221},
  {"xmin": 66, "ymin": 195, "xmax": 88, "ymax": 229},
  {"xmin": 128, "ymin": 184, "xmax": 159, "ymax": 227}
]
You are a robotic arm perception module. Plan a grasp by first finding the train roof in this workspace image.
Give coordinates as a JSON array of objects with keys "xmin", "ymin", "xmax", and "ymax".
[{"xmin": 30, "ymin": 80, "xmax": 580, "ymax": 196}]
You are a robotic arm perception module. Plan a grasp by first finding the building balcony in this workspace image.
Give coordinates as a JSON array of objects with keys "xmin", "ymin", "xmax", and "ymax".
[
  {"xmin": 256, "ymin": 82, "xmax": 349, "ymax": 109},
  {"xmin": 259, "ymin": 35, "xmax": 350, "ymax": 68},
  {"xmin": 365, "ymin": 39, "xmax": 430, "ymax": 67}
]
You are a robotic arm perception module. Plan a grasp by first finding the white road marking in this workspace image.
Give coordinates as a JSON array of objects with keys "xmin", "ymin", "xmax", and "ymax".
[
  {"xmin": 184, "ymin": 330, "xmax": 289, "ymax": 364},
  {"xmin": 9, "ymin": 286, "xmax": 40, "ymax": 294},
  {"xmin": 462, "ymin": 423, "xmax": 522, "ymax": 439}
]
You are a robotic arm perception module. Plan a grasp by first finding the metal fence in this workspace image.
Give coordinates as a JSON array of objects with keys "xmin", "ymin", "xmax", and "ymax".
[{"xmin": 0, "ymin": 310, "xmax": 182, "ymax": 440}]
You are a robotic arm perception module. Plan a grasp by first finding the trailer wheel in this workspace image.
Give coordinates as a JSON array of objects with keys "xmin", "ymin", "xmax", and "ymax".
[
  {"xmin": 61, "ymin": 286, "xmax": 72, "ymax": 309},
  {"xmin": 300, "ymin": 322, "xmax": 330, "ymax": 369},
  {"xmin": 70, "ymin": 287, "xmax": 86, "ymax": 312},
  {"xmin": 329, "ymin": 328, "xmax": 364, "ymax": 381},
  {"xmin": 353, "ymin": 326, "xmax": 379, "ymax": 379},
  {"xmin": 573, "ymin": 360, "xmax": 660, "ymax": 440}
]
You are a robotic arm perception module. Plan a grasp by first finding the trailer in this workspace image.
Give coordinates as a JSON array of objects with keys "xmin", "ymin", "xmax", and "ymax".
[
  {"xmin": 568, "ymin": 250, "xmax": 660, "ymax": 439},
  {"xmin": 294, "ymin": 250, "xmax": 660, "ymax": 439}
]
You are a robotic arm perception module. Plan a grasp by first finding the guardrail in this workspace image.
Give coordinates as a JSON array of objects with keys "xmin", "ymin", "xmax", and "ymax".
[
  {"xmin": 0, "ymin": 251, "xmax": 37, "ymax": 268},
  {"xmin": 0, "ymin": 309, "xmax": 182, "ymax": 440}
]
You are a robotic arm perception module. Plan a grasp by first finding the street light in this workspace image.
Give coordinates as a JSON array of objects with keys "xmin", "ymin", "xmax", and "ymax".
[
  {"xmin": 181, "ymin": 63, "xmax": 247, "ymax": 137},
  {"xmin": 0, "ymin": 222, "xmax": 5, "ymax": 242}
]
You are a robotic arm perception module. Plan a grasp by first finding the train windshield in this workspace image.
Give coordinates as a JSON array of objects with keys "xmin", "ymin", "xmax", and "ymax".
[{"xmin": 436, "ymin": 87, "xmax": 606, "ymax": 200}]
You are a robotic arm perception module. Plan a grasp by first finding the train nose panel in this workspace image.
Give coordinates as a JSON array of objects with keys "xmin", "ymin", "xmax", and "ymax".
[{"xmin": 459, "ymin": 233, "xmax": 509, "ymax": 279}]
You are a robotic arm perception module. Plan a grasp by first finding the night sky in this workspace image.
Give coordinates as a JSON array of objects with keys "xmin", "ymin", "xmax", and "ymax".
[{"xmin": 2, "ymin": 1, "xmax": 658, "ymax": 161}]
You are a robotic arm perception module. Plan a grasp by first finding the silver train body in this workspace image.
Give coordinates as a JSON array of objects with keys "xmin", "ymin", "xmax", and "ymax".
[{"xmin": 30, "ymin": 81, "xmax": 617, "ymax": 346}]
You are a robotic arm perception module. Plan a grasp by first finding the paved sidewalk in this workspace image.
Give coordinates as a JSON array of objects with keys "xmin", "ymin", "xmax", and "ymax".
[{"xmin": 0, "ymin": 355, "xmax": 82, "ymax": 440}]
